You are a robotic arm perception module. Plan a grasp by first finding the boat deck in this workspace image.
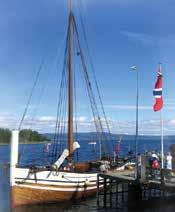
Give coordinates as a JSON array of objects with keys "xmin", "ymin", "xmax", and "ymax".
[{"xmin": 106, "ymin": 170, "xmax": 135, "ymax": 181}]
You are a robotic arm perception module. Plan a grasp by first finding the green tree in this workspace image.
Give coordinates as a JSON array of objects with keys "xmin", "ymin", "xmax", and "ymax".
[
  {"xmin": 19, "ymin": 129, "xmax": 49, "ymax": 143},
  {"xmin": 0, "ymin": 128, "xmax": 49, "ymax": 144},
  {"xmin": 0, "ymin": 128, "xmax": 11, "ymax": 144}
]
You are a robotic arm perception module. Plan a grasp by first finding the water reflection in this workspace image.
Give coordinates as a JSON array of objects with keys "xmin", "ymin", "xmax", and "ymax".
[
  {"xmin": 12, "ymin": 198, "xmax": 99, "ymax": 212},
  {"xmin": 13, "ymin": 203, "xmax": 87, "ymax": 212},
  {"xmin": 0, "ymin": 162, "xmax": 10, "ymax": 212}
]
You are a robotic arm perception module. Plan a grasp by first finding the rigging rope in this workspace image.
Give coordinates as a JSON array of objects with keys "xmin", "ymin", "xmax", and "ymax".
[
  {"xmin": 18, "ymin": 27, "xmax": 68, "ymax": 165},
  {"xmin": 74, "ymin": 58, "xmax": 79, "ymax": 162},
  {"xmin": 73, "ymin": 15, "xmax": 110, "ymax": 157},
  {"xmin": 18, "ymin": 59, "xmax": 45, "ymax": 130},
  {"xmin": 51, "ymin": 22, "xmax": 70, "ymax": 163},
  {"xmin": 77, "ymin": 1, "xmax": 118, "ymax": 153},
  {"xmin": 77, "ymin": 0, "xmax": 113, "ymax": 145}
]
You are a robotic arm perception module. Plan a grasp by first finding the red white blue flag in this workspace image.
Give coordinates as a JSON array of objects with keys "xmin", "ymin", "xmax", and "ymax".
[{"xmin": 153, "ymin": 64, "xmax": 163, "ymax": 112}]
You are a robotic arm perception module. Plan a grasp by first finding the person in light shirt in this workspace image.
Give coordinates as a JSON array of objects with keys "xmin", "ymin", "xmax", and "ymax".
[
  {"xmin": 151, "ymin": 151, "xmax": 159, "ymax": 160},
  {"xmin": 166, "ymin": 152, "xmax": 172, "ymax": 170}
]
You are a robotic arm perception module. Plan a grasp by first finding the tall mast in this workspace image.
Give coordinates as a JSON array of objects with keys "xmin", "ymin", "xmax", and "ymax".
[{"xmin": 68, "ymin": 0, "xmax": 74, "ymax": 161}]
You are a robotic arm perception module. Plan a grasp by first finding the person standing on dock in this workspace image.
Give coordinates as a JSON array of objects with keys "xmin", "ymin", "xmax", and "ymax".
[
  {"xmin": 166, "ymin": 152, "xmax": 172, "ymax": 170},
  {"xmin": 137, "ymin": 153, "xmax": 141, "ymax": 178},
  {"xmin": 151, "ymin": 150, "xmax": 159, "ymax": 161}
]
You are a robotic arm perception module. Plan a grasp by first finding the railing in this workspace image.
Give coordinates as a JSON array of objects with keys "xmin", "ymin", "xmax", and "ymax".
[{"xmin": 145, "ymin": 167, "xmax": 175, "ymax": 187}]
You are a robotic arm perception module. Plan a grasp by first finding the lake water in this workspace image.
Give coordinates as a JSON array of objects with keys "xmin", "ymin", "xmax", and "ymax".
[{"xmin": 1, "ymin": 138, "xmax": 175, "ymax": 212}]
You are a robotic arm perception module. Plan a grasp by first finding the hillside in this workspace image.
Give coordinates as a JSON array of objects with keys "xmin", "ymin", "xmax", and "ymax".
[
  {"xmin": 0, "ymin": 128, "xmax": 49, "ymax": 144},
  {"xmin": 44, "ymin": 132, "xmax": 173, "ymax": 141}
]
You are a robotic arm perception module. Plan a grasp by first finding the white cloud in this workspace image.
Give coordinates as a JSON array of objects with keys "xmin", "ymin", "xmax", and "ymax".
[
  {"xmin": 169, "ymin": 120, "xmax": 175, "ymax": 124},
  {"xmin": 109, "ymin": 118, "xmax": 175, "ymax": 135},
  {"xmin": 106, "ymin": 104, "xmax": 152, "ymax": 110},
  {"xmin": 121, "ymin": 30, "xmax": 175, "ymax": 48},
  {"xmin": 0, "ymin": 113, "xmax": 18, "ymax": 129},
  {"xmin": 121, "ymin": 31, "xmax": 155, "ymax": 46},
  {"xmin": 105, "ymin": 104, "xmax": 175, "ymax": 111},
  {"xmin": 0, "ymin": 112, "xmax": 175, "ymax": 135},
  {"xmin": 76, "ymin": 116, "xmax": 87, "ymax": 122},
  {"xmin": 38, "ymin": 116, "xmax": 56, "ymax": 122}
]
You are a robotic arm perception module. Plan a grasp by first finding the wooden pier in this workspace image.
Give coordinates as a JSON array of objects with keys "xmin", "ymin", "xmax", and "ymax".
[{"xmin": 97, "ymin": 168, "xmax": 175, "ymax": 209}]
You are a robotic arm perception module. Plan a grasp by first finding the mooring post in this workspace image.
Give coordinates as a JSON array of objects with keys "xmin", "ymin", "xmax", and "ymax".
[
  {"xmin": 128, "ymin": 182, "xmax": 142, "ymax": 208},
  {"xmin": 142, "ymin": 185, "xmax": 146, "ymax": 199},
  {"xmin": 140, "ymin": 155, "xmax": 146, "ymax": 182},
  {"xmin": 97, "ymin": 174, "xmax": 100, "ymax": 206},
  {"xmin": 160, "ymin": 168, "xmax": 164, "ymax": 185},
  {"xmin": 122, "ymin": 182, "xmax": 124, "ymax": 202},
  {"xmin": 10, "ymin": 130, "xmax": 19, "ymax": 186},
  {"xmin": 160, "ymin": 168, "xmax": 166, "ymax": 197},
  {"xmin": 116, "ymin": 180, "xmax": 118, "ymax": 204},
  {"xmin": 104, "ymin": 177, "xmax": 107, "ymax": 208},
  {"xmin": 109, "ymin": 179, "xmax": 113, "ymax": 207}
]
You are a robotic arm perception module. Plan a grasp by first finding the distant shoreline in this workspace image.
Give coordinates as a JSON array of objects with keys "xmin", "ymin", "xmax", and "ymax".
[{"xmin": 0, "ymin": 143, "xmax": 9, "ymax": 146}]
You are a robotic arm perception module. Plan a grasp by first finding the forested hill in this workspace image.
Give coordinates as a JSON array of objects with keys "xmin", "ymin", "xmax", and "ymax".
[
  {"xmin": 0, "ymin": 128, "xmax": 49, "ymax": 144},
  {"xmin": 44, "ymin": 132, "xmax": 174, "ymax": 141},
  {"xmin": 1, "ymin": 129, "xmax": 175, "ymax": 145}
]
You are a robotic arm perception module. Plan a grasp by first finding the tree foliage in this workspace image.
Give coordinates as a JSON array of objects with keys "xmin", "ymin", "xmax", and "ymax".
[
  {"xmin": 0, "ymin": 128, "xmax": 11, "ymax": 144},
  {"xmin": 19, "ymin": 129, "xmax": 49, "ymax": 143},
  {"xmin": 0, "ymin": 128, "xmax": 49, "ymax": 144}
]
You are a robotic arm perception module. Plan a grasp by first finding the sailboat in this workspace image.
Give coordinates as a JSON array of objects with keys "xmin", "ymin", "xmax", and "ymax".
[{"xmin": 10, "ymin": 0, "xmax": 113, "ymax": 207}]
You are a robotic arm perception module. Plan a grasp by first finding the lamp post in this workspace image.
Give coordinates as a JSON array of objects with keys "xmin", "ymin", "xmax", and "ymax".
[{"xmin": 131, "ymin": 65, "xmax": 139, "ymax": 180}]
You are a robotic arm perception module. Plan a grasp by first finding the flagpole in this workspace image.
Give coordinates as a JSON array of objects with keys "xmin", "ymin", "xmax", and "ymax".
[
  {"xmin": 153, "ymin": 62, "xmax": 164, "ymax": 169},
  {"xmin": 159, "ymin": 62, "xmax": 164, "ymax": 169},
  {"xmin": 160, "ymin": 110, "xmax": 164, "ymax": 169},
  {"xmin": 134, "ymin": 66, "xmax": 139, "ymax": 180}
]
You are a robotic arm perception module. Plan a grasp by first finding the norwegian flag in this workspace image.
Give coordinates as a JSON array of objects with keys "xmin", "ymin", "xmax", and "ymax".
[{"xmin": 153, "ymin": 64, "xmax": 163, "ymax": 112}]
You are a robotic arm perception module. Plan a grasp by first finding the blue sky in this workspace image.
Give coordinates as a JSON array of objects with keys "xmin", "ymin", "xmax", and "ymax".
[{"xmin": 1, "ymin": 0, "xmax": 175, "ymax": 135}]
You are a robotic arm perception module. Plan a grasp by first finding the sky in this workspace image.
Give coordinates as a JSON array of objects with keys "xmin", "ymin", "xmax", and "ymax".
[{"xmin": 1, "ymin": 0, "xmax": 175, "ymax": 135}]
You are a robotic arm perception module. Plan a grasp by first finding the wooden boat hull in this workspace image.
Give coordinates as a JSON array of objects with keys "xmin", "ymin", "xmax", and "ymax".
[
  {"xmin": 11, "ymin": 167, "xmax": 101, "ymax": 207},
  {"xmin": 11, "ymin": 184, "xmax": 97, "ymax": 207}
]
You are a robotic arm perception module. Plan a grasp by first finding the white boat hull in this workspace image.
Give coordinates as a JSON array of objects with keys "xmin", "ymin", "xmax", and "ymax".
[{"xmin": 11, "ymin": 167, "xmax": 101, "ymax": 207}]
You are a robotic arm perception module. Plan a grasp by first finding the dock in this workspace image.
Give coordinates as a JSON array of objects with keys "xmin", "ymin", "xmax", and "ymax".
[{"xmin": 97, "ymin": 165, "xmax": 175, "ymax": 209}]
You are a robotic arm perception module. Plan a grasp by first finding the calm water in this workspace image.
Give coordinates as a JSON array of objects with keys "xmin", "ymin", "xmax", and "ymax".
[{"xmin": 1, "ymin": 139, "xmax": 175, "ymax": 212}]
